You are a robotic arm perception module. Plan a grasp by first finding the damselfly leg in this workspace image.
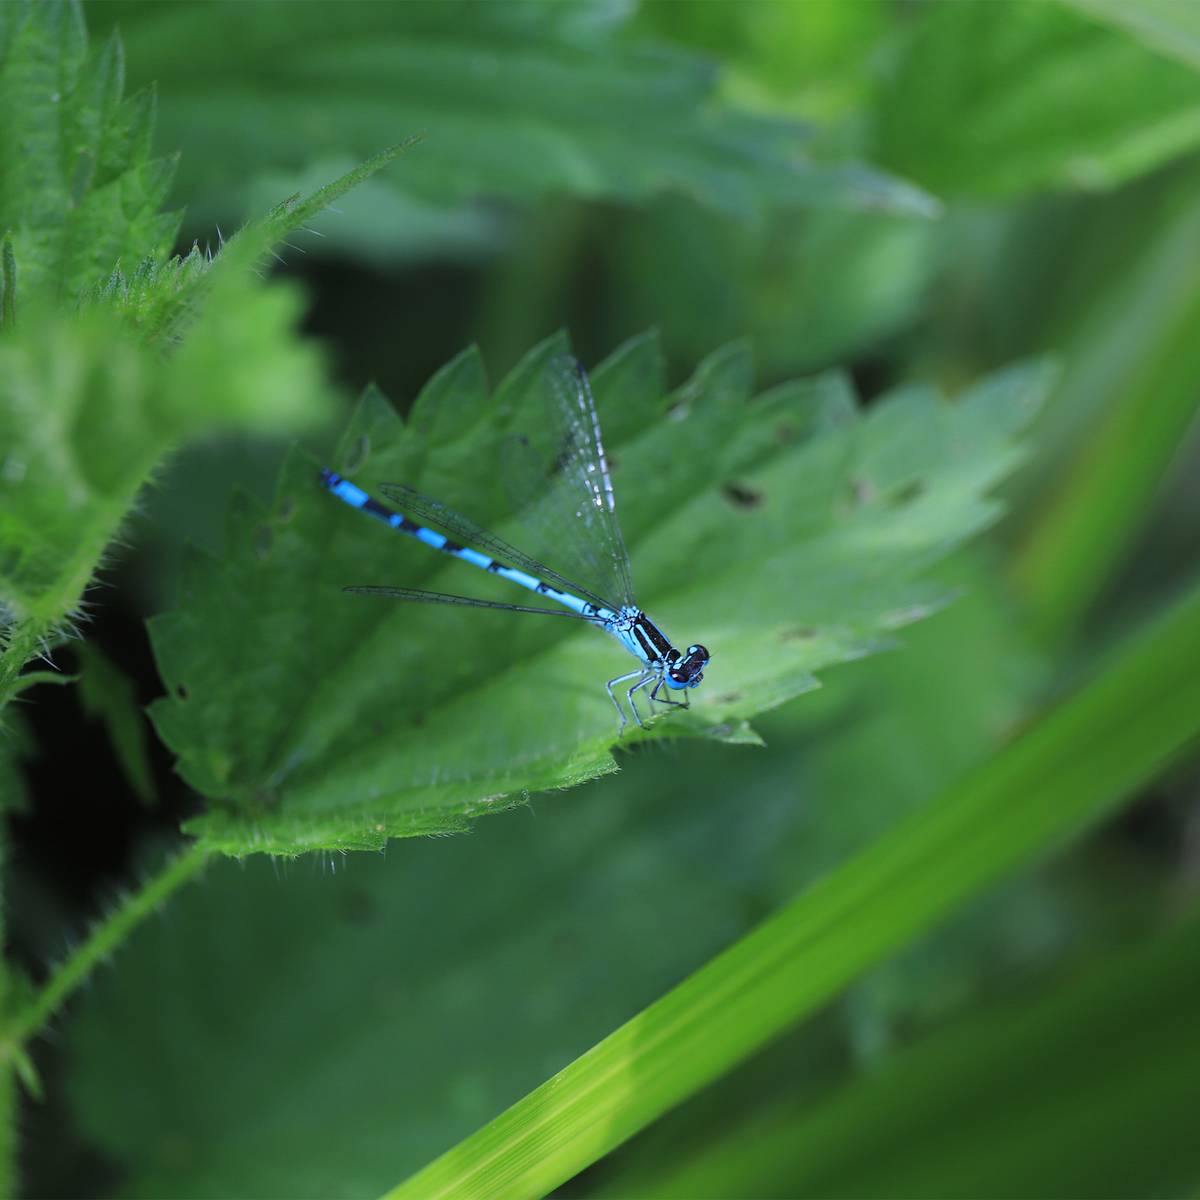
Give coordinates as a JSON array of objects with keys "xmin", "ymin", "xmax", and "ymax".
[{"xmin": 650, "ymin": 677, "xmax": 689, "ymax": 711}]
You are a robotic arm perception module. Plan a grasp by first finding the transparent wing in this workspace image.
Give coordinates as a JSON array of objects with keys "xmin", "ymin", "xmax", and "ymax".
[
  {"xmin": 503, "ymin": 356, "xmax": 636, "ymax": 610},
  {"xmin": 344, "ymin": 585, "xmax": 600, "ymax": 620},
  {"xmin": 377, "ymin": 482, "xmax": 611, "ymax": 611}
]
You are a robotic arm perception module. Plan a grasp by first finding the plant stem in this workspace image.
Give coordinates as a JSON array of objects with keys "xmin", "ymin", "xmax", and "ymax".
[
  {"xmin": 0, "ymin": 624, "xmax": 44, "ymax": 711},
  {"xmin": 1, "ymin": 840, "xmax": 210, "ymax": 1056}
]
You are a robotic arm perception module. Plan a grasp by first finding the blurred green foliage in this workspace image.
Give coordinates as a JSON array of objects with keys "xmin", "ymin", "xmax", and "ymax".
[
  {"xmin": 3, "ymin": 1, "xmax": 1200, "ymax": 1197},
  {"xmin": 606, "ymin": 907, "xmax": 1200, "ymax": 1200},
  {"xmin": 76, "ymin": 643, "xmax": 155, "ymax": 806},
  {"xmin": 85, "ymin": 0, "xmax": 936, "ymax": 254},
  {"xmin": 55, "ymin": 571, "xmax": 1060, "ymax": 1197},
  {"xmin": 871, "ymin": 1, "xmax": 1200, "ymax": 197}
]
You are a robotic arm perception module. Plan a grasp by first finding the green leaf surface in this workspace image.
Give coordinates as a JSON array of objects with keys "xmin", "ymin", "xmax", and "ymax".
[
  {"xmin": 599, "ymin": 198, "xmax": 936, "ymax": 380},
  {"xmin": 148, "ymin": 334, "xmax": 1053, "ymax": 856},
  {"xmin": 1064, "ymin": 0, "xmax": 1200, "ymax": 72},
  {"xmin": 391, "ymin": 572, "xmax": 1200, "ymax": 1200},
  {"xmin": 0, "ymin": 286, "xmax": 328, "ymax": 708},
  {"xmin": 0, "ymin": 0, "xmax": 179, "ymax": 304},
  {"xmin": 634, "ymin": 0, "xmax": 888, "ymax": 123},
  {"xmin": 58, "ymin": 562, "xmax": 1045, "ymax": 1199},
  {"xmin": 1, "ymin": 841, "xmax": 208, "ymax": 1062},
  {"xmin": 1, "ymin": 233, "xmax": 18, "ymax": 327},
  {"xmin": 605, "ymin": 910, "xmax": 1200, "ymax": 1199},
  {"xmin": 769, "ymin": 554, "xmax": 1047, "ymax": 887},
  {"xmin": 873, "ymin": 0, "xmax": 1200, "ymax": 197},
  {"xmin": 84, "ymin": 0, "xmax": 936, "ymax": 258},
  {"xmin": 62, "ymin": 800, "xmax": 788, "ymax": 1199},
  {"xmin": 1012, "ymin": 182, "xmax": 1200, "ymax": 636}
]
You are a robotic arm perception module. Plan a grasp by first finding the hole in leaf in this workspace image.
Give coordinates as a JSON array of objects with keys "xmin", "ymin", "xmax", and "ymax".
[
  {"xmin": 722, "ymin": 482, "xmax": 763, "ymax": 509},
  {"xmin": 254, "ymin": 526, "xmax": 273, "ymax": 560},
  {"xmin": 176, "ymin": 684, "xmax": 188, "ymax": 700},
  {"xmin": 342, "ymin": 435, "xmax": 370, "ymax": 474}
]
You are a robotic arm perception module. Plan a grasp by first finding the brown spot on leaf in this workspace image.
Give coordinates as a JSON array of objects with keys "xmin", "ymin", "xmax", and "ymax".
[
  {"xmin": 722, "ymin": 482, "xmax": 763, "ymax": 509},
  {"xmin": 779, "ymin": 626, "xmax": 817, "ymax": 643}
]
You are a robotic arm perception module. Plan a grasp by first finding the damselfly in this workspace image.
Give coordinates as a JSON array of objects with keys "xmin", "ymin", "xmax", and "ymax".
[{"xmin": 320, "ymin": 356, "xmax": 710, "ymax": 732}]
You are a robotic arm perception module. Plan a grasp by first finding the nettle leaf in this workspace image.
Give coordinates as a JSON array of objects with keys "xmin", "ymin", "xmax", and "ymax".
[
  {"xmin": 0, "ymin": 0, "xmax": 179, "ymax": 304},
  {"xmin": 0, "ymin": 1, "xmax": 418, "ymax": 706},
  {"xmin": 148, "ymin": 333, "xmax": 1055, "ymax": 856},
  {"xmin": 89, "ymin": 0, "xmax": 937, "ymax": 258},
  {"xmin": 85, "ymin": 138, "xmax": 418, "ymax": 352},
  {"xmin": 0, "ymin": 294, "xmax": 327, "ymax": 706},
  {"xmin": 873, "ymin": 0, "xmax": 1200, "ymax": 198}
]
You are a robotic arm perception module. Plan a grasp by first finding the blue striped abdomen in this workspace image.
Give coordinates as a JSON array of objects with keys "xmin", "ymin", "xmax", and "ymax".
[{"xmin": 319, "ymin": 469, "xmax": 608, "ymax": 620}]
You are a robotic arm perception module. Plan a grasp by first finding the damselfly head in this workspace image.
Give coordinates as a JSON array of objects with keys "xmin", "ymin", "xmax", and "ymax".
[{"xmin": 668, "ymin": 643, "xmax": 710, "ymax": 689}]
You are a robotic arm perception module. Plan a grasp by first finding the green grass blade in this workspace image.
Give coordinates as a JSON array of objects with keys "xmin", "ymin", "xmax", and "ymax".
[
  {"xmin": 1012, "ymin": 195, "xmax": 1200, "ymax": 637},
  {"xmin": 607, "ymin": 908, "xmax": 1200, "ymax": 1199},
  {"xmin": 387, "ymin": 573, "xmax": 1200, "ymax": 1200}
]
